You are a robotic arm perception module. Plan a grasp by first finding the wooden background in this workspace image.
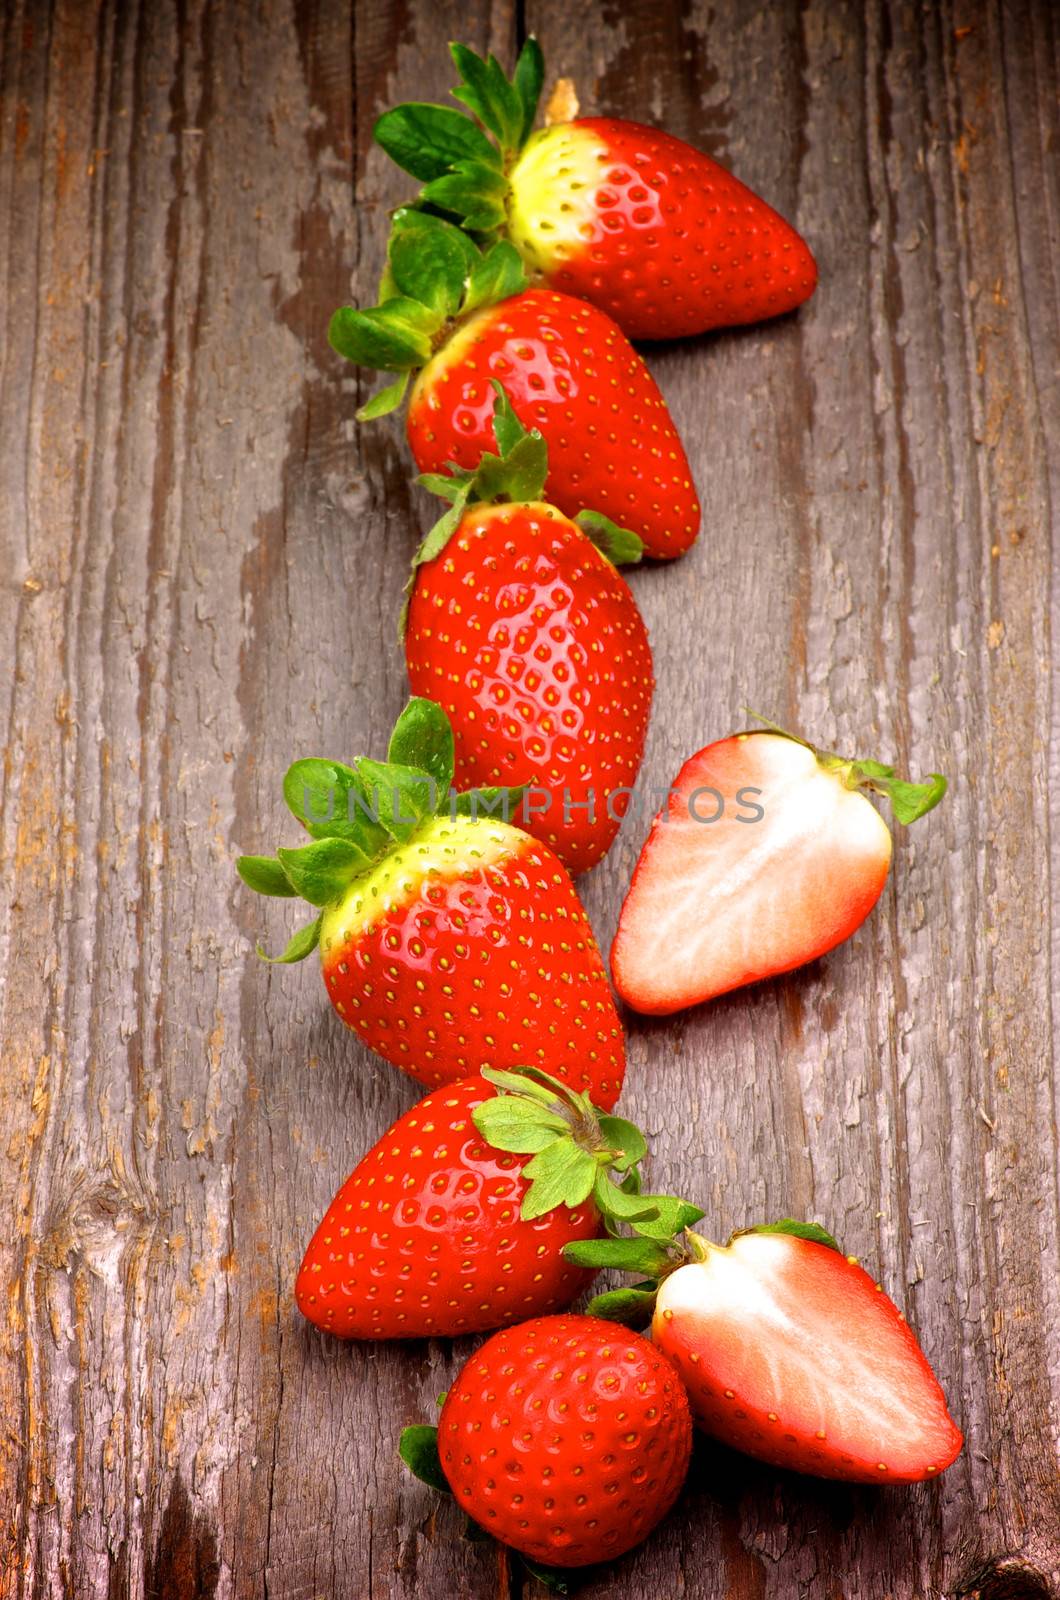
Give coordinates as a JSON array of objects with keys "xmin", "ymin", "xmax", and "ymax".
[{"xmin": 2, "ymin": 0, "xmax": 1058, "ymax": 1595}]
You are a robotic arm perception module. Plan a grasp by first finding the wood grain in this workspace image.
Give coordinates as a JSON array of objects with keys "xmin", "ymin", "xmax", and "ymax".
[{"xmin": 0, "ymin": 1, "xmax": 1057, "ymax": 1596}]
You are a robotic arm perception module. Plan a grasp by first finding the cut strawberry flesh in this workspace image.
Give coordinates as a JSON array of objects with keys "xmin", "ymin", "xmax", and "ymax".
[
  {"xmin": 612, "ymin": 733, "xmax": 893, "ymax": 1013},
  {"xmin": 654, "ymin": 1233, "xmax": 963, "ymax": 1483}
]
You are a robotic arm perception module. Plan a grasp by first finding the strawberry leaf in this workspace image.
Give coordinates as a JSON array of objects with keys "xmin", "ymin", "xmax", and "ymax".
[
  {"xmin": 282, "ymin": 759, "xmax": 389, "ymax": 857},
  {"xmin": 575, "ymin": 510, "xmax": 644, "ymax": 567},
  {"xmin": 463, "ymin": 241, "xmax": 526, "ymax": 315},
  {"xmin": 373, "ymin": 103, "xmax": 501, "ymax": 182},
  {"xmin": 583, "ymin": 1286, "xmax": 658, "ymax": 1329},
  {"xmin": 355, "ymin": 758, "xmax": 438, "ymax": 843},
  {"xmin": 236, "ymin": 855, "xmax": 298, "ymax": 898},
  {"xmin": 563, "ymin": 1236, "xmax": 670, "ymax": 1276},
  {"xmin": 520, "ymin": 1142, "xmax": 598, "ymax": 1220},
  {"xmin": 449, "ymin": 44, "xmax": 525, "ymax": 153},
  {"xmin": 512, "ymin": 38, "xmax": 545, "ymax": 146},
  {"xmin": 519, "ymin": 1556, "xmax": 574, "ymax": 1594},
  {"xmin": 592, "ymin": 1172, "xmax": 661, "ymax": 1224},
  {"xmin": 741, "ymin": 1218, "xmax": 841, "ymax": 1252},
  {"xmin": 595, "ymin": 1115, "xmax": 647, "ymax": 1169},
  {"xmin": 421, "ymin": 166, "xmax": 508, "ymax": 233},
  {"xmin": 356, "ymin": 371, "xmax": 410, "ymax": 422},
  {"xmin": 629, "ymin": 1195, "xmax": 706, "ymax": 1241},
  {"xmin": 472, "ymin": 1098, "xmax": 569, "ymax": 1153},
  {"xmin": 489, "ymin": 380, "xmax": 528, "ymax": 456},
  {"xmin": 398, "ymin": 1425, "xmax": 450, "ymax": 1493},
  {"xmin": 277, "ymin": 837, "xmax": 368, "ymax": 907},
  {"xmin": 388, "ymin": 212, "xmax": 479, "ymax": 318},
  {"xmin": 387, "ymin": 696, "xmax": 455, "ymax": 793},
  {"xmin": 872, "ymin": 771, "xmax": 948, "ymax": 825},
  {"xmin": 256, "ymin": 913, "xmax": 322, "ymax": 965},
  {"xmin": 327, "ymin": 300, "xmax": 435, "ymax": 371},
  {"xmin": 448, "ymin": 784, "xmax": 525, "ymax": 821}
]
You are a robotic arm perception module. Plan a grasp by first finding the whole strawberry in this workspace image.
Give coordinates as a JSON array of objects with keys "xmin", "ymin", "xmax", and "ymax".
[
  {"xmin": 401, "ymin": 1314, "xmax": 692, "ymax": 1568},
  {"xmin": 329, "ymin": 210, "xmax": 700, "ymax": 559},
  {"xmin": 237, "ymin": 698, "xmax": 625, "ymax": 1107},
  {"xmin": 297, "ymin": 1066, "xmax": 691, "ymax": 1341},
  {"xmin": 407, "ymin": 385, "xmax": 653, "ymax": 874},
  {"xmin": 375, "ymin": 41, "xmax": 818, "ymax": 341},
  {"xmin": 568, "ymin": 1220, "xmax": 964, "ymax": 1485},
  {"xmin": 612, "ymin": 720, "xmax": 947, "ymax": 1014}
]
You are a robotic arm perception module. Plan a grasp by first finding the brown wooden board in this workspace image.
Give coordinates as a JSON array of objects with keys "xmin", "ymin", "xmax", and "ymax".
[{"xmin": 1, "ymin": 0, "xmax": 1058, "ymax": 1595}]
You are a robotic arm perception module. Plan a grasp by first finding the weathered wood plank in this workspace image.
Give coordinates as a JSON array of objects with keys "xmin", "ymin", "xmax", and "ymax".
[{"xmin": 0, "ymin": 1, "xmax": 1057, "ymax": 1597}]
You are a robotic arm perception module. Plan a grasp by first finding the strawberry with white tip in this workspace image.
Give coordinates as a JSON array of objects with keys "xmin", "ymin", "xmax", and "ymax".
[
  {"xmin": 612, "ymin": 720, "xmax": 947, "ymax": 1014},
  {"xmin": 237, "ymin": 697, "xmax": 626, "ymax": 1107},
  {"xmin": 374, "ymin": 40, "xmax": 818, "ymax": 341},
  {"xmin": 328, "ymin": 209, "xmax": 700, "ymax": 559}
]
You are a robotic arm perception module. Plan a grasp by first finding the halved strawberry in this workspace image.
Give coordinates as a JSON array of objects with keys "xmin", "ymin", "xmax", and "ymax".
[
  {"xmin": 406, "ymin": 385, "xmax": 653, "ymax": 874},
  {"xmin": 567, "ymin": 1220, "xmax": 964, "ymax": 1484},
  {"xmin": 237, "ymin": 697, "xmax": 625, "ymax": 1106},
  {"xmin": 374, "ymin": 41, "xmax": 818, "ymax": 341},
  {"xmin": 611, "ymin": 724, "xmax": 947, "ymax": 1014},
  {"xmin": 296, "ymin": 1067, "xmax": 675, "ymax": 1341},
  {"xmin": 328, "ymin": 210, "xmax": 700, "ymax": 558},
  {"xmin": 653, "ymin": 1227, "xmax": 963, "ymax": 1483}
]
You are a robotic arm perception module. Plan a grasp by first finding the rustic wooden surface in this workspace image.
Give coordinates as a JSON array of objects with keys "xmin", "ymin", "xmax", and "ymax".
[{"xmin": 2, "ymin": 0, "xmax": 1058, "ymax": 1595}]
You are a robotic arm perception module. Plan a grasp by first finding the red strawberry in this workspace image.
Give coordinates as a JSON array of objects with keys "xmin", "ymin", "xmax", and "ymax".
[
  {"xmin": 296, "ymin": 1068, "xmax": 659, "ymax": 1340},
  {"xmin": 329, "ymin": 211, "xmax": 700, "ymax": 559},
  {"xmin": 611, "ymin": 724, "xmax": 947, "ymax": 1014},
  {"xmin": 237, "ymin": 698, "xmax": 625, "ymax": 1107},
  {"xmin": 403, "ymin": 1314, "xmax": 692, "ymax": 1567},
  {"xmin": 406, "ymin": 386, "xmax": 653, "ymax": 874},
  {"xmin": 375, "ymin": 42, "xmax": 818, "ymax": 341},
  {"xmin": 570, "ymin": 1221, "xmax": 963, "ymax": 1485}
]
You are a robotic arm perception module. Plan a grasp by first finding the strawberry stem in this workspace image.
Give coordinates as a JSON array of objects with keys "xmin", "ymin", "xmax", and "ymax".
[{"xmin": 741, "ymin": 710, "xmax": 948, "ymax": 825}]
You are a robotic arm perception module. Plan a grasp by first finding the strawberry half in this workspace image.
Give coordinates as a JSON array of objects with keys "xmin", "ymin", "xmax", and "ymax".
[
  {"xmin": 237, "ymin": 697, "xmax": 625, "ymax": 1107},
  {"xmin": 296, "ymin": 1066, "xmax": 672, "ymax": 1341},
  {"xmin": 401, "ymin": 1314, "xmax": 692, "ymax": 1568},
  {"xmin": 568, "ymin": 1220, "xmax": 963, "ymax": 1485},
  {"xmin": 328, "ymin": 210, "xmax": 700, "ymax": 559},
  {"xmin": 407, "ymin": 384, "xmax": 653, "ymax": 874},
  {"xmin": 375, "ymin": 41, "xmax": 818, "ymax": 341},
  {"xmin": 612, "ymin": 722, "xmax": 947, "ymax": 1014}
]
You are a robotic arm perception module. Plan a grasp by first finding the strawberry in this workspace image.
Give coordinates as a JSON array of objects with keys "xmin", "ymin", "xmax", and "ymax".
[
  {"xmin": 571, "ymin": 1219, "xmax": 962, "ymax": 1485},
  {"xmin": 406, "ymin": 385, "xmax": 653, "ymax": 874},
  {"xmin": 400, "ymin": 1314, "xmax": 692, "ymax": 1568},
  {"xmin": 296, "ymin": 1065, "xmax": 683, "ymax": 1341},
  {"xmin": 374, "ymin": 41, "xmax": 818, "ymax": 341},
  {"xmin": 237, "ymin": 698, "xmax": 625, "ymax": 1107},
  {"xmin": 611, "ymin": 722, "xmax": 947, "ymax": 1014},
  {"xmin": 328, "ymin": 210, "xmax": 700, "ymax": 559}
]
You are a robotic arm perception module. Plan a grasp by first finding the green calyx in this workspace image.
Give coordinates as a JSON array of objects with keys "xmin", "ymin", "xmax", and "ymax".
[
  {"xmin": 744, "ymin": 711, "xmax": 948, "ymax": 825},
  {"xmin": 569, "ymin": 1216, "xmax": 841, "ymax": 1330},
  {"xmin": 328, "ymin": 209, "xmax": 528, "ymax": 418},
  {"xmin": 235, "ymin": 697, "xmax": 524, "ymax": 963},
  {"xmin": 403, "ymin": 382, "xmax": 642, "ymax": 627},
  {"xmin": 472, "ymin": 1064, "xmax": 687, "ymax": 1226},
  {"xmin": 374, "ymin": 40, "xmax": 544, "ymax": 235}
]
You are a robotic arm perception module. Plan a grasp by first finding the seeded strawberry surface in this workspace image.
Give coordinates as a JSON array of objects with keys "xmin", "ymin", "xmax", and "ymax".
[
  {"xmin": 296, "ymin": 1078, "xmax": 600, "ymax": 1341},
  {"xmin": 319, "ymin": 816, "xmax": 625, "ymax": 1107},
  {"xmin": 439, "ymin": 1314, "xmax": 692, "ymax": 1566},
  {"xmin": 507, "ymin": 119, "xmax": 818, "ymax": 341},
  {"xmin": 406, "ymin": 502, "xmax": 653, "ymax": 874},
  {"xmin": 407, "ymin": 289, "xmax": 700, "ymax": 559}
]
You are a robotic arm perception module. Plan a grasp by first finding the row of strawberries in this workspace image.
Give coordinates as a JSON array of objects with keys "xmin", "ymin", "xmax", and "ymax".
[{"xmin": 237, "ymin": 38, "xmax": 958, "ymax": 1584}]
